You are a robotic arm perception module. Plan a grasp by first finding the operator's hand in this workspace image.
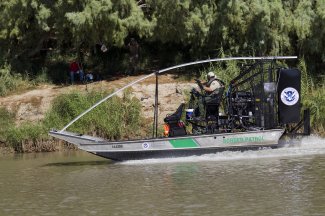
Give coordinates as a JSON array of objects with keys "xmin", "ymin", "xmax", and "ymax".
[{"xmin": 194, "ymin": 79, "xmax": 204, "ymax": 90}]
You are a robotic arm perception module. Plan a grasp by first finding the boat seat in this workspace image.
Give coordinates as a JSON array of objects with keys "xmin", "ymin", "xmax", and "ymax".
[
  {"xmin": 164, "ymin": 103, "xmax": 187, "ymax": 137},
  {"xmin": 164, "ymin": 103, "xmax": 184, "ymax": 124}
]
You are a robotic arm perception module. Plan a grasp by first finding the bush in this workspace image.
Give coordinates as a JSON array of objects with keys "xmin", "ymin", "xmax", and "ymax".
[
  {"xmin": 43, "ymin": 90, "xmax": 144, "ymax": 140},
  {"xmin": 0, "ymin": 64, "xmax": 53, "ymax": 96},
  {"xmin": 0, "ymin": 89, "xmax": 144, "ymax": 152},
  {"xmin": 302, "ymin": 86, "xmax": 325, "ymax": 135},
  {"xmin": 0, "ymin": 107, "xmax": 47, "ymax": 151},
  {"xmin": 0, "ymin": 64, "xmax": 25, "ymax": 96},
  {"xmin": 0, "ymin": 107, "xmax": 15, "ymax": 142},
  {"xmin": 5, "ymin": 124, "xmax": 46, "ymax": 152}
]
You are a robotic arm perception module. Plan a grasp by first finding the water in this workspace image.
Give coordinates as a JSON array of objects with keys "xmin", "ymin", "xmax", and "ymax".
[{"xmin": 1, "ymin": 136, "xmax": 325, "ymax": 216}]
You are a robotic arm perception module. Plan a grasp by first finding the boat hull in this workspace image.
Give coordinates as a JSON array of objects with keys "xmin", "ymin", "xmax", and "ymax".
[
  {"xmin": 49, "ymin": 129, "xmax": 284, "ymax": 161},
  {"xmin": 93, "ymin": 145, "xmax": 279, "ymax": 161}
]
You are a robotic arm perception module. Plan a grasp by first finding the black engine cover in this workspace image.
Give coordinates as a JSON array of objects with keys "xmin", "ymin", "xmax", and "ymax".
[{"xmin": 278, "ymin": 68, "xmax": 301, "ymax": 124}]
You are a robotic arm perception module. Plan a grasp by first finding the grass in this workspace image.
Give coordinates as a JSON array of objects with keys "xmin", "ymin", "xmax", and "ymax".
[
  {"xmin": 0, "ymin": 63, "xmax": 52, "ymax": 96},
  {"xmin": 0, "ymin": 107, "xmax": 15, "ymax": 143},
  {"xmin": 43, "ymin": 89, "xmax": 144, "ymax": 140},
  {"xmin": 298, "ymin": 58, "xmax": 325, "ymax": 136},
  {"xmin": 301, "ymin": 85, "xmax": 325, "ymax": 136},
  {"xmin": 0, "ymin": 90, "xmax": 145, "ymax": 152}
]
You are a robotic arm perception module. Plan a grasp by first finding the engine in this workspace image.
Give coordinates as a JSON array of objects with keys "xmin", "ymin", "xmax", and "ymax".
[{"xmin": 230, "ymin": 91, "xmax": 254, "ymax": 117}]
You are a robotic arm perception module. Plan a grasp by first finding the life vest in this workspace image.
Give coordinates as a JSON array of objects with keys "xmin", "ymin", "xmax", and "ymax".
[
  {"xmin": 204, "ymin": 78, "xmax": 223, "ymax": 104},
  {"xmin": 206, "ymin": 78, "xmax": 221, "ymax": 95},
  {"xmin": 163, "ymin": 124, "xmax": 170, "ymax": 137}
]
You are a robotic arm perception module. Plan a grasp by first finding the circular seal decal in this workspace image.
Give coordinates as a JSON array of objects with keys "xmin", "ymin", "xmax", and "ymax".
[
  {"xmin": 280, "ymin": 87, "xmax": 299, "ymax": 106},
  {"xmin": 142, "ymin": 142, "xmax": 150, "ymax": 149}
]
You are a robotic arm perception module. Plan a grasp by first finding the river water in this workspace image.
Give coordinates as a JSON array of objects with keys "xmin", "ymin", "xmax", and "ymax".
[{"xmin": 1, "ymin": 136, "xmax": 325, "ymax": 216}]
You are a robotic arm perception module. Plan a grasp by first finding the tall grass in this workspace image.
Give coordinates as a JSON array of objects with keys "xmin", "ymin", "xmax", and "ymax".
[
  {"xmin": 299, "ymin": 58, "xmax": 325, "ymax": 135},
  {"xmin": 5, "ymin": 124, "xmax": 46, "ymax": 152},
  {"xmin": 0, "ymin": 90, "xmax": 144, "ymax": 152},
  {"xmin": 302, "ymin": 86, "xmax": 325, "ymax": 135},
  {"xmin": 43, "ymin": 89, "xmax": 144, "ymax": 140},
  {"xmin": 0, "ymin": 64, "xmax": 51, "ymax": 96},
  {"xmin": 299, "ymin": 58, "xmax": 314, "ymax": 98},
  {"xmin": 0, "ymin": 64, "xmax": 27, "ymax": 96},
  {"xmin": 0, "ymin": 107, "xmax": 14, "ymax": 142}
]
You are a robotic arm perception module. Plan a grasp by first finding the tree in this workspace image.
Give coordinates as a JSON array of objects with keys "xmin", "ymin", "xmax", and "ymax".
[
  {"xmin": 0, "ymin": 0, "xmax": 153, "ymax": 73},
  {"xmin": 147, "ymin": 0, "xmax": 216, "ymax": 48}
]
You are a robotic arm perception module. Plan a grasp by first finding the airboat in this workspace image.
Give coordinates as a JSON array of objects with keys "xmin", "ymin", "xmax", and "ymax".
[{"xmin": 49, "ymin": 56, "xmax": 310, "ymax": 161}]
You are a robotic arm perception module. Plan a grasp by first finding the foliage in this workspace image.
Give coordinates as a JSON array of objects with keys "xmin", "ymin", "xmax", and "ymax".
[
  {"xmin": 0, "ymin": 64, "xmax": 25, "ymax": 96},
  {"xmin": 0, "ymin": 107, "xmax": 15, "ymax": 142},
  {"xmin": 0, "ymin": 63, "xmax": 51, "ymax": 96},
  {"xmin": 148, "ymin": 0, "xmax": 216, "ymax": 48},
  {"xmin": 0, "ymin": 0, "xmax": 324, "ymax": 79},
  {"xmin": 5, "ymin": 123, "xmax": 46, "ymax": 152},
  {"xmin": 0, "ymin": 90, "xmax": 144, "ymax": 151},
  {"xmin": 43, "ymin": 90, "xmax": 144, "ymax": 140},
  {"xmin": 64, "ymin": 0, "xmax": 153, "ymax": 47},
  {"xmin": 199, "ymin": 49, "xmax": 240, "ymax": 88},
  {"xmin": 0, "ymin": 106, "xmax": 47, "ymax": 151},
  {"xmin": 302, "ymin": 86, "xmax": 325, "ymax": 135},
  {"xmin": 299, "ymin": 58, "xmax": 313, "ymax": 98}
]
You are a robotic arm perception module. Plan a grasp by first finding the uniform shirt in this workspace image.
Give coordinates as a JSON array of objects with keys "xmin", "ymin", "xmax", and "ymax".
[{"xmin": 208, "ymin": 80, "xmax": 222, "ymax": 93}]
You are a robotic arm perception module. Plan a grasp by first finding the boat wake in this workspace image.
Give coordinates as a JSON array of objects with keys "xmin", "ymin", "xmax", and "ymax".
[{"xmin": 121, "ymin": 135, "xmax": 325, "ymax": 165}]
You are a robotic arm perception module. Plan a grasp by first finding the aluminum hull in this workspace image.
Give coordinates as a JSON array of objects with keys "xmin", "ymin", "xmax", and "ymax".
[{"xmin": 49, "ymin": 129, "xmax": 284, "ymax": 161}]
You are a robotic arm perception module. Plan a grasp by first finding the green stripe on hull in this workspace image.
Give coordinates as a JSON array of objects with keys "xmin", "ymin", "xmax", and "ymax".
[{"xmin": 169, "ymin": 139, "xmax": 198, "ymax": 148}]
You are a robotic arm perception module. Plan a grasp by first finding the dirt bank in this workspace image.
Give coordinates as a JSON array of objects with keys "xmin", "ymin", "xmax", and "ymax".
[{"xmin": 0, "ymin": 74, "xmax": 195, "ymax": 125}]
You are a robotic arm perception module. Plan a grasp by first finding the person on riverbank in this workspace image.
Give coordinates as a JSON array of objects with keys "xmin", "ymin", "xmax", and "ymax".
[
  {"xmin": 69, "ymin": 60, "xmax": 79, "ymax": 84},
  {"xmin": 69, "ymin": 60, "xmax": 84, "ymax": 84}
]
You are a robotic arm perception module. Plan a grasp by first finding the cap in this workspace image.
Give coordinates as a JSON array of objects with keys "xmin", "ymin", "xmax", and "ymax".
[{"xmin": 207, "ymin": 71, "xmax": 216, "ymax": 79}]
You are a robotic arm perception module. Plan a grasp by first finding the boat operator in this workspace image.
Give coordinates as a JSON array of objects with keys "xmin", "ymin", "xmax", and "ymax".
[
  {"xmin": 194, "ymin": 71, "xmax": 224, "ymax": 121},
  {"xmin": 196, "ymin": 71, "xmax": 224, "ymax": 95}
]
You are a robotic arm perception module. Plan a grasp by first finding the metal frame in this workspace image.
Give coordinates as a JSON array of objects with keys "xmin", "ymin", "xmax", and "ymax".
[
  {"xmin": 227, "ymin": 59, "xmax": 279, "ymax": 130},
  {"xmin": 60, "ymin": 56, "xmax": 297, "ymax": 132}
]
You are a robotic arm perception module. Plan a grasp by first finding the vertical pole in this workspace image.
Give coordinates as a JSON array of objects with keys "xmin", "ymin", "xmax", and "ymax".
[
  {"xmin": 152, "ymin": 72, "xmax": 159, "ymax": 138},
  {"xmin": 267, "ymin": 60, "xmax": 274, "ymax": 128},
  {"xmin": 155, "ymin": 72, "xmax": 159, "ymax": 138},
  {"xmin": 260, "ymin": 61, "xmax": 265, "ymax": 128}
]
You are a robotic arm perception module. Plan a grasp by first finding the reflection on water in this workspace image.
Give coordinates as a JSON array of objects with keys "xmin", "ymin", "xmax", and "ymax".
[
  {"xmin": 0, "ymin": 136, "xmax": 325, "ymax": 215},
  {"xmin": 44, "ymin": 160, "xmax": 112, "ymax": 167}
]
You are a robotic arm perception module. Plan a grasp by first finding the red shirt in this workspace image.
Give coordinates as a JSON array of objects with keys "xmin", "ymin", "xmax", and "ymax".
[{"xmin": 70, "ymin": 61, "xmax": 79, "ymax": 72}]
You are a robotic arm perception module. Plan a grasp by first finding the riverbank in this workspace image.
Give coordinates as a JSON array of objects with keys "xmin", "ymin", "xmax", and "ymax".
[
  {"xmin": 0, "ymin": 74, "xmax": 195, "ymax": 153},
  {"xmin": 0, "ymin": 74, "xmax": 194, "ymax": 124}
]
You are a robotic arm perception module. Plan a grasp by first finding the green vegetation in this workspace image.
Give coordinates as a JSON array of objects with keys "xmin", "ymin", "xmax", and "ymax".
[
  {"xmin": 299, "ymin": 59, "xmax": 325, "ymax": 135},
  {"xmin": 0, "ymin": 91, "xmax": 145, "ymax": 152},
  {"xmin": 198, "ymin": 49, "xmax": 241, "ymax": 88},
  {"xmin": 0, "ymin": 0, "xmax": 323, "ymax": 85},
  {"xmin": 43, "ymin": 89, "xmax": 144, "ymax": 140},
  {"xmin": 0, "ymin": 64, "xmax": 26, "ymax": 96},
  {"xmin": 0, "ymin": 64, "xmax": 51, "ymax": 96},
  {"xmin": 302, "ymin": 86, "xmax": 325, "ymax": 136},
  {"xmin": 0, "ymin": 107, "xmax": 15, "ymax": 142}
]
